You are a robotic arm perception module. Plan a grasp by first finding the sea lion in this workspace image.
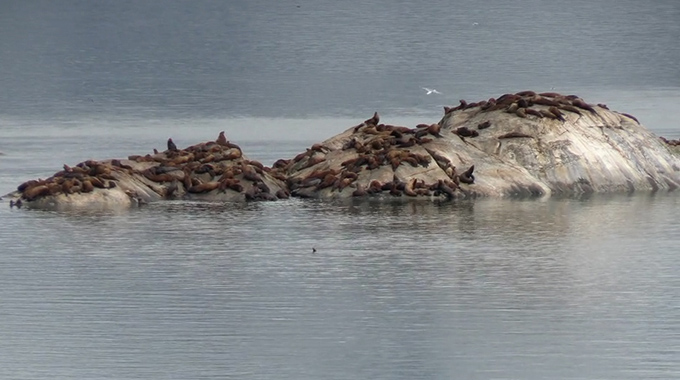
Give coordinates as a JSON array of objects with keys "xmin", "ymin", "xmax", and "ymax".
[
  {"xmin": 81, "ymin": 180, "xmax": 94, "ymax": 193},
  {"xmin": 515, "ymin": 90, "xmax": 536, "ymax": 97},
  {"xmin": 436, "ymin": 179, "xmax": 456, "ymax": 199},
  {"xmin": 455, "ymin": 127, "xmax": 479, "ymax": 138},
  {"xmin": 531, "ymin": 96, "xmax": 561, "ymax": 107},
  {"xmin": 22, "ymin": 184, "xmax": 51, "ymax": 201},
  {"xmin": 506, "ymin": 103, "xmax": 520, "ymax": 114},
  {"xmin": 364, "ymin": 112, "xmax": 380, "ymax": 126},
  {"xmin": 619, "ymin": 113, "xmax": 640, "ymax": 124},
  {"xmin": 539, "ymin": 109, "xmax": 557, "ymax": 119},
  {"xmin": 427, "ymin": 123, "xmax": 442, "ymax": 137},
  {"xmin": 164, "ymin": 180, "xmax": 179, "ymax": 198},
  {"xmin": 498, "ymin": 131, "xmax": 534, "ymax": 139},
  {"xmin": 458, "ymin": 165, "xmax": 475, "ymax": 184},
  {"xmin": 9, "ymin": 199, "xmax": 22, "ymax": 209},
  {"xmin": 525, "ymin": 108, "xmax": 544, "ymax": 118},
  {"xmin": 187, "ymin": 181, "xmax": 220, "ymax": 194},
  {"xmin": 477, "ymin": 121, "xmax": 491, "ymax": 130},
  {"xmin": 571, "ymin": 98, "xmax": 596, "ymax": 113},
  {"xmin": 515, "ymin": 108, "xmax": 527, "ymax": 118},
  {"xmin": 480, "ymin": 98, "xmax": 496, "ymax": 110},
  {"xmin": 216, "ymin": 131, "xmax": 229, "ymax": 146},
  {"xmin": 167, "ymin": 138, "xmax": 178, "ymax": 152},
  {"xmin": 548, "ymin": 106, "xmax": 566, "ymax": 121},
  {"xmin": 495, "ymin": 94, "xmax": 521, "ymax": 105}
]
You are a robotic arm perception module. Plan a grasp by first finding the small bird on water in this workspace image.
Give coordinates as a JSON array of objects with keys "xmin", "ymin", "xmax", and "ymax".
[{"xmin": 312, "ymin": 247, "xmax": 317, "ymax": 253}]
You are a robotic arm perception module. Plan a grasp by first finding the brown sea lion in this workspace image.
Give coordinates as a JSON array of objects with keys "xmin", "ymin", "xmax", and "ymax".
[
  {"xmin": 216, "ymin": 131, "xmax": 229, "ymax": 146},
  {"xmin": 480, "ymin": 98, "xmax": 496, "ymax": 110},
  {"xmin": 436, "ymin": 179, "xmax": 456, "ymax": 199},
  {"xmin": 571, "ymin": 98, "xmax": 596, "ymax": 113},
  {"xmin": 427, "ymin": 124, "xmax": 442, "ymax": 137},
  {"xmin": 90, "ymin": 177, "xmax": 106, "ymax": 189},
  {"xmin": 477, "ymin": 121, "xmax": 491, "ymax": 130},
  {"xmin": 22, "ymin": 184, "xmax": 51, "ymax": 201},
  {"xmin": 187, "ymin": 181, "xmax": 220, "ymax": 194},
  {"xmin": 539, "ymin": 109, "xmax": 557, "ymax": 119},
  {"xmin": 364, "ymin": 112, "xmax": 380, "ymax": 126},
  {"xmin": 538, "ymin": 92, "xmax": 562, "ymax": 98},
  {"xmin": 515, "ymin": 90, "xmax": 536, "ymax": 97},
  {"xmin": 525, "ymin": 108, "xmax": 544, "ymax": 118},
  {"xmin": 515, "ymin": 108, "xmax": 527, "ymax": 118},
  {"xmin": 498, "ymin": 131, "xmax": 534, "ymax": 139},
  {"xmin": 619, "ymin": 113, "xmax": 640, "ymax": 124},
  {"xmin": 549, "ymin": 106, "xmax": 566, "ymax": 121},
  {"xmin": 403, "ymin": 178, "xmax": 417, "ymax": 197},
  {"xmin": 458, "ymin": 165, "xmax": 475, "ymax": 184},
  {"xmin": 81, "ymin": 180, "xmax": 94, "ymax": 193},
  {"xmin": 18, "ymin": 179, "xmax": 41, "ymax": 192},
  {"xmin": 455, "ymin": 127, "xmax": 479, "ymax": 138},
  {"xmin": 506, "ymin": 103, "xmax": 519, "ymax": 113},
  {"xmin": 167, "ymin": 138, "xmax": 178, "ymax": 152},
  {"xmin": 496, "ymin": 94, "xmax": 521, "ymax": 105}
]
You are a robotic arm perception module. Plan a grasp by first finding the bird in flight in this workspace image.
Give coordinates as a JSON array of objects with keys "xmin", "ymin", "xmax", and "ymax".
[{"xmin": 422, "ymin": 87, "xmax": 441, "ymax": 95}]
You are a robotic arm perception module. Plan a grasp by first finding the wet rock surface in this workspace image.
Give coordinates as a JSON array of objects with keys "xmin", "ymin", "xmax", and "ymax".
[{"xmin": 5, "ymin": 91, "xmax": 680, "ymax": 210}]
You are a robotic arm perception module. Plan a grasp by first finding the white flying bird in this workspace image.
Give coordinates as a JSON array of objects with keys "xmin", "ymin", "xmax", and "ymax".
[{"xmin": 422, "ymin": 87, "xmax": 441, "ymax": 95}]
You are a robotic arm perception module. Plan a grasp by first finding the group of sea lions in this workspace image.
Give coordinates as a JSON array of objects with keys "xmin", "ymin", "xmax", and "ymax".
[
  {"xmin": 277, "ymin": 111, "xmax": 477, "ymax": 200},
  {"xmin": 443, "ymin": 90, "xmax": 641, "ymax": 135},
  {"xmin": 12, "ymin": 131, "xmax": 290, "ymax": 207},
  {"xmin": 15, "ymin": 160, "xmax": 120, "ymax": 202},
  {"xmin": 7, "ymin": 90, "xmax": 679, "ymax": 208}
]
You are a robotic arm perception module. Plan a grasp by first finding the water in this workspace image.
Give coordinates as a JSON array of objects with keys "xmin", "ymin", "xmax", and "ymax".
[{"xmin": 1, "ymin": 1, "xmax": 679, "ymax": 379}]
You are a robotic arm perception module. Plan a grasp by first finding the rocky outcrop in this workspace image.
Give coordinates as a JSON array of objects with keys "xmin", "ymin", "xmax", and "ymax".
[
  {"xmin": 6, "ymin": 133, "xmax": 289, "ymax": 210},
  {"xmin": 5, "ymin": 91, "xmax": 680, "ymax": 210},
  {"xmin": 278, "ymin": 91, "xmax": 680, "ymax": 199}
]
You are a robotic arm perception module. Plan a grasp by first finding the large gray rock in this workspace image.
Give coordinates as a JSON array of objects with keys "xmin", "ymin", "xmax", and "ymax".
[{"xmin": 281, "ymin": 92, "xmax": 680, "ymax": 199}]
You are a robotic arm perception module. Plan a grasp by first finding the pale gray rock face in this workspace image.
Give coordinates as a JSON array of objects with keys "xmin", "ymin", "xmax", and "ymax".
[
  {"xmin": 440, "ymin": 100, "xmax": 680, "ymax": 195},
  {"xmin": 5, "ymin": 93, "xmax": 680, "ymax": 210}
]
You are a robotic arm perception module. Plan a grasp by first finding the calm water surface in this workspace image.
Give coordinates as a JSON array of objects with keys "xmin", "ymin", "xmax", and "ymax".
[{"xmin": 1, "ymin": 0, "xmax": 679, "ymax": 379}]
